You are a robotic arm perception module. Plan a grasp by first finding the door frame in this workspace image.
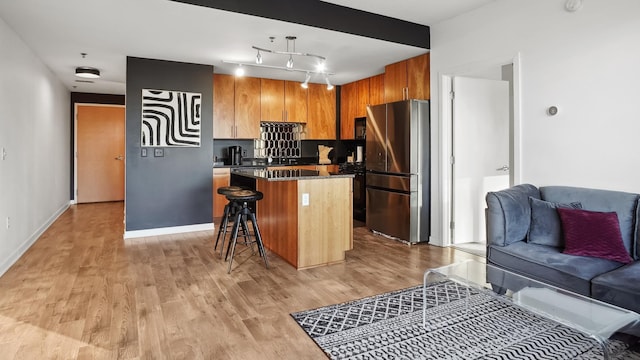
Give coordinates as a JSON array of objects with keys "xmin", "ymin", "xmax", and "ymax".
[
  {"xmin": 438, "ymin": 53, "xmax": 522, "ymax": 247},
  {"xmin": 73, "ymin": 103, "xmax": 126, "ymax": 204}
]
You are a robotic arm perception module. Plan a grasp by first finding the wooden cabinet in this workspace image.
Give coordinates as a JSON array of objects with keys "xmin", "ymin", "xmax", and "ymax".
[
  {"xmin": 260, "ymin": 79, "xmax": 308, "ymax": 122},
  {"xmin": 305, "ymin": 83, "xmax": 336, "ymax": 139},
  {"xmin": 340, "ymin": 81, "xmax": 358, "ymax": 139},
  {"xmin": 369, "ymin": 73, "xmax": 385, "ymax": 106},
  {"xmin": 340, "ymin": 77, "xmax": 373, "ymax": 139},
  {"xmin": 384, "ymin": 53, "xmax": 430, "ymax": 102},
  {"xmin": 356, "ymin": 78, "xmax": 369, "ymax": 118},
  {"xmin": 213, "ymin": 168, "xmax": 231, "ymax": 218},
  {"xmin": 234, "ymin": 77, "xmax": 261, "ymax": 138},
  {"xmin": 213, "ymin": 74, "xmax": 235, "ymax": 138},
  {"xmin": 260, "ymin": 78, "xmax": 284, "ymax": 122},
  {"xmin": 213, "ymin": 75, "xmax": 260, "ymax": 139},
  {"xmin": 285, "ymin": 81, "xmax": 308, "ymax": 122},
  {"xmin": 407, "ymin": 53, "xmax": 430, "ymax": 100},
  {"xmin": 384, "ymin": 60, "xmax": 407, "ymax": 103}
]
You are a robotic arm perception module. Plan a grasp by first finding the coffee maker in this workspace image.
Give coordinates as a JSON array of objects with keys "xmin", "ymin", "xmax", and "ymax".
[{"xmin": 228, "ymin": 146, "xmax": 242, "ymax": 165}]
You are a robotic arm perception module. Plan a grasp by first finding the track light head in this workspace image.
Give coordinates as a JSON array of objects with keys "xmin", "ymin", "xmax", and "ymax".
[
  {"xmin": 325, "ymin": 76, "xmax": 333, "ymax": 90},
  {"xmin": 286, "ymin": 55, "xmax": 294, "ymax": 69},
  {"xmin": 301, "ymin": 73, "xmax": 311, "ymax": 89},
  {"xmin": 256, "ymin": 50, "xmax": 262, "ymax": 64}
]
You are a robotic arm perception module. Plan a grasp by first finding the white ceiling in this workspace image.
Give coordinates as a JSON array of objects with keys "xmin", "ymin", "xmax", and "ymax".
[{"xmin": 0, "ymin": 0, "xmax": 495, "ymax": 95}]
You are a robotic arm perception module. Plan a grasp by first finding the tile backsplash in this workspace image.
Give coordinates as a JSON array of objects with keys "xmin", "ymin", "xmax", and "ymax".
[{"xmin": 254, "ymin": 122, "xmax": 302, "ymax": 159}]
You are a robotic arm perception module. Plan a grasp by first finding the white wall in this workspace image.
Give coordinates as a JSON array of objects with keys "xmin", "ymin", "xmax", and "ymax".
[
  {"xmin": 429, "ymin": 0, "xmax": 640, "ymax": 245},
  {"xmin": 0, "ymin": 17, "xmax": 70, "ymax": 276}
]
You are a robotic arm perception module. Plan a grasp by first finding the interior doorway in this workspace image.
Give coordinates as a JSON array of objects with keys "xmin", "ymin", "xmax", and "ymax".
[
  {"xmin": 75, "ymin": 104, "xmax": 125, "ymax": 203},
  {"xmin": 441, "ymin": 58, "xmax": 520, "ymax": 256}
]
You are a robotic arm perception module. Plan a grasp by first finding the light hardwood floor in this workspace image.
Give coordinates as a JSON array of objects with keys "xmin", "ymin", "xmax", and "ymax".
[{"xmin": 0, "ymin": 202, "xmax": 480, "ymax": 359}]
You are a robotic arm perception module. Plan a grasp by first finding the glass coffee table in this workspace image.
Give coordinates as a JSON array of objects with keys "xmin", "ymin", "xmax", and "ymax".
[{"xmin": 423, "ymin": 259, "xmax": 640, "ymax": 359}]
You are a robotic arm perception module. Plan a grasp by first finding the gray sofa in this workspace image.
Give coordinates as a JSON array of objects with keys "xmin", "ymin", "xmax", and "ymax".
[{"xmin": 485, "ymin": 184, "xmax": 640, "ymax": 313}]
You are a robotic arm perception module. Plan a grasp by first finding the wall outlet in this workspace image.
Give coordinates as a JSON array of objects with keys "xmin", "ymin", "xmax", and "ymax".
[
  {"xmin": 302, "ymin": 193, "xmax": 310, "ymax": 206},
  {"xmin": 154, "ymin": 148, "xmax": 164, "ymax": 157}
]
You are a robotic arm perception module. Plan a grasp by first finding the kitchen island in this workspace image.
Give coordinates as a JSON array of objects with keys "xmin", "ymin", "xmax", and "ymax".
[{"xmin": 231, "ymin": 168, "xmax": 354, "ymax": 269}]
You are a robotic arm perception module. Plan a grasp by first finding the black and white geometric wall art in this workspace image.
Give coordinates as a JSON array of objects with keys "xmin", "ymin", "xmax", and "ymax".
[{"xmin": 141, "ymin": 89, "xmax": 201, "ymax": 147}]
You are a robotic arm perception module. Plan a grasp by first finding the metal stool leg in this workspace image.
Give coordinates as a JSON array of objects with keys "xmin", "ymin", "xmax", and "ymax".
[
  {"xmin": 227, "ymin": 211, "xmax": 244, "ymax": 274},
  {"xmin": 248, "ymin": 211, "xmax": 268, "ymax": 269},
  {"xmin": 214, "ymin": 201, "xmax": 231, "ymax": 251}
]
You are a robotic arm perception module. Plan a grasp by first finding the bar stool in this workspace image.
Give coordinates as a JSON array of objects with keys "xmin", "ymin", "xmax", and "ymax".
[
  {"xmin": 224, "ymin": 189, "xmax": 269, "ymax": 274},
  {"xmin": 214, "ymin": 186, "xmax": 246, "ymax": 256}
]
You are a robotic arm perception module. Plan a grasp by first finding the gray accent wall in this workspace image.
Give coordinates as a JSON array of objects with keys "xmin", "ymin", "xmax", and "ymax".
[{"xmin": 125, "ymin": 57, "xmax": 213, "ymax": 231}]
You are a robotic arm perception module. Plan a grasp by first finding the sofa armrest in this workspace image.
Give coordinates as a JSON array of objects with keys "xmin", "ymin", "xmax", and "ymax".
[{"xmin": 485, "ymin": 184, "xmax": 540, "ymax": 247}]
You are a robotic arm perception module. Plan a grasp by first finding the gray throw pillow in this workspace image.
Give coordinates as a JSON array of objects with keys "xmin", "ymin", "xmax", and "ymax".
[{"xmin": 527, "ymin": 197, "xmax": 582, "ymax": 247}]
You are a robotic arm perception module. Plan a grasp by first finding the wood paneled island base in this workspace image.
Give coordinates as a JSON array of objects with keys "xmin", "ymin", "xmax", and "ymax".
[{"xmin": 234, "ymin": 169, "xmax": 354, "ymax": 269}]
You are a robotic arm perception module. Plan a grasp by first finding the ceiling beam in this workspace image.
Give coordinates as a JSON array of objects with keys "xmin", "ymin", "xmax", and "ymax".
[{"xmin": 169, "ymin": 0, "xmax": 430, "ymax": 49}]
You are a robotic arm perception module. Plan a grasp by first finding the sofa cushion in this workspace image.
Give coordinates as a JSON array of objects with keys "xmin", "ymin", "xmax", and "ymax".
[
  {"xmin": 591, "ymin": 262, "xmax": 640, "ymax": 313},
  {"xmin": 540, "ymin": 186, "xmax": 640, "ymax": 257},
  {"xmin": 558, "ymin": 208, "xmax": 633, "ymax": 264},
  {"xmin": 527, "ymin": 197, "xmax": 581, "ymax": 247},
  {"xmin": 487, "ymin": 242, "xmax": 624, "ymax": 296},
  {"xmin": 486, "ymin": 184, "xmax": 540, "ymax": 247}
]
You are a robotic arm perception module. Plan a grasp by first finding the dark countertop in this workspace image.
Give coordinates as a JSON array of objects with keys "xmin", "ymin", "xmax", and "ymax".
[
  {"xmin": 231, "ymin": 168, "xmax": 354, "ymax": 181},
  {"xmin": 213, "ymin": 157, "xmax": 337, "ymax": 169}
]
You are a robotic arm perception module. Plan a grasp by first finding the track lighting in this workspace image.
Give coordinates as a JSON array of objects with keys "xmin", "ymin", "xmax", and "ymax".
[
  {"xmin": 223, "ymin": 36, "xmax": 335, "ymax": 89},
  {"xmin": 235, "ymin": 65, "xmax": 245, "ymax": 77},
  {"xmin": 301, "ymin": 73, "xmax": 311, "ymax": 89},
  {"xmin": 325, "ymin": 75, "xmax": 334, "ymax": 90}
]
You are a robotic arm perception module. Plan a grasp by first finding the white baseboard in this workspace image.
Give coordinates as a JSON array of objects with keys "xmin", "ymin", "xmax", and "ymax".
[
  {"xmin": 123, "ymin": 222, "xmax": 214, "ymax": 239},
  {"xmin": 0, "ymin": 202, "xmax": 70, "ymax": 277}
]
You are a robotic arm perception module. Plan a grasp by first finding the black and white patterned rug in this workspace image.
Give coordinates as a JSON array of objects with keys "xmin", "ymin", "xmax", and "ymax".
[{"xmin": 291, "ymin": 281, "xmax": 640, "ymax": 359}]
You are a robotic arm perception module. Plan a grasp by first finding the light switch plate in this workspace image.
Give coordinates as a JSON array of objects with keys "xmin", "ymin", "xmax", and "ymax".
[
  {"xmin": 141, "ymin": 148, "xmax": 148, "ymax": 157},
  {"xmin": 302, "ymin": 193, "xmax": 310, "ymax": 206}
]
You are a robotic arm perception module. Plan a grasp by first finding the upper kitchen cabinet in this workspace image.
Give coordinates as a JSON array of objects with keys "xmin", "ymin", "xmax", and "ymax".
[
  {"xmin": 356, "ymin": 78, "xmax": 369, "ymax": 118},
  {"xmin": 233, "ymin": 76, "xmax": 261, "ymax": 139},
  {"xmin": 261, "ymin": 79, "xmax": 308, "ymax": 122},
  {"xmin": 285, "ymin": 80, "xmax": 308, "ymax": 122},
  {"xmin": 340, "ymin": 81, "xmax": 358, "ymax": 139},
  {"xmin": 340, "ymin": 77, "xmax": 374, "ymax": 139},
  {"xmin": 214, "ymin": 74, "xmax": 260, "ymax": 139},
  {"xmin": 305, "ymin": 83, "xmax": 336, "ymax": 140},
  {"xmin": 213, "ymin": 74, "xmax": 235, "ymax": 138},
  {"xmin": 369, "ymin": 74, "xmax": 385, "ymax": 106},
  {"xmin": 384, "ymin": 53, "xmax": 430, "ymax": 102}
]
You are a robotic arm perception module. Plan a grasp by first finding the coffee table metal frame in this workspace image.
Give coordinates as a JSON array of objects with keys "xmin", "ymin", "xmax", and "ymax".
[{"xmin": 423, "ymin": 259, "xmax": 640, "ymax": 360}]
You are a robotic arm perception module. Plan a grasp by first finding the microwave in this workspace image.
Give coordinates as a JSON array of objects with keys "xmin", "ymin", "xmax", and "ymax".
[{"xmin": 355, "ymin": 117, "xmax": 366, "ymax": 139}]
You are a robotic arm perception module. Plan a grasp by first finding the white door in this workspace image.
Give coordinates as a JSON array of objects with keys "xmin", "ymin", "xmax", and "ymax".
[{"xmin": 452, "ymin": 77, "xmax": 510, "ymax": 244}]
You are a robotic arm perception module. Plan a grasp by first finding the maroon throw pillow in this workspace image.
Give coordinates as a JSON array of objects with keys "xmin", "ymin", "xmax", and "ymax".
[{"xmin": 557, "ymin": 208, "xmax": 633, "ymax": 264}]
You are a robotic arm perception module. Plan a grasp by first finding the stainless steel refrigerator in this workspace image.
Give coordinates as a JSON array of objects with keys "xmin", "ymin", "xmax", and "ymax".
[{"xmin": 365, "ymin": 100, "xmax": 430, "ymax": 243}]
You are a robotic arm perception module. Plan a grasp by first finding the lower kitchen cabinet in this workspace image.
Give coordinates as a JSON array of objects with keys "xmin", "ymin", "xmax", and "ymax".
[{"xmin": 213, "ymin": 167, "xmax": 230, "ymax": 218}]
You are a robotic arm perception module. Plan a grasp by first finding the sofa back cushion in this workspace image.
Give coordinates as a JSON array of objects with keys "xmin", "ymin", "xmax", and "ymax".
[
  {"xmin": 528, "ymin": 197, "xmax": 582, "ymax": 247},
  {"xmin": 541, "ymin": 186, "xmax": 639, "ymax": 258},
  {"xmin": 486, "ymin": 184, "xmax": 540, "ymax": 246}
]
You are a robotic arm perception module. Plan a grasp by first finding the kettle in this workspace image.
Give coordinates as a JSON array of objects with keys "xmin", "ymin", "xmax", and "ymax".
[{"xmin": 228, "ymin": 146, "xmax": 242, "ymax": 165}]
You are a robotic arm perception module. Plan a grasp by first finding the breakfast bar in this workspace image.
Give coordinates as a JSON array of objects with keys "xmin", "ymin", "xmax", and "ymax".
[{"xmin": 232, "ymin": 168, "xmax": 354, "ymax": 269}]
